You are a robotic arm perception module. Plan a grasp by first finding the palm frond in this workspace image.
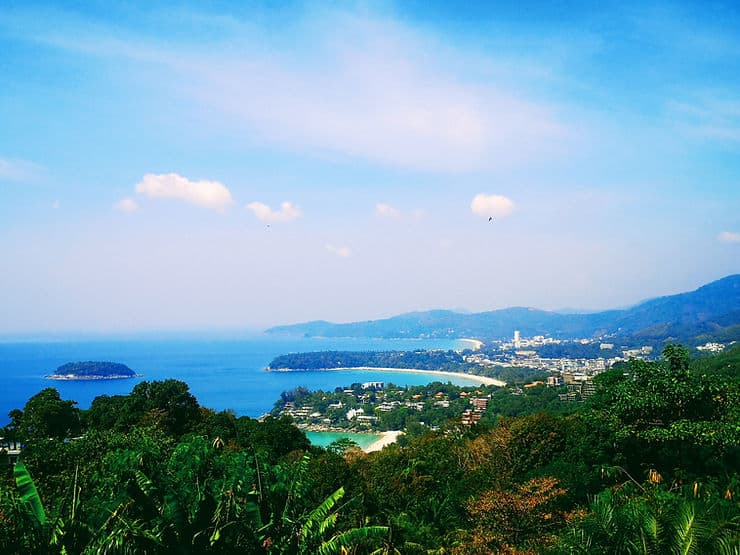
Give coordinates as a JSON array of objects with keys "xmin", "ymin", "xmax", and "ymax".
[
  {"xmin": 317, "ymin": 525, "xmax": 390, "ymax": 555},
  {"xmin": 300, "ymin": 487, "xmax": 344, "ymax": 540},
  {"xmin": 672, "ymin": 501, "xmax": 698, "ymax": 555},
  {"xmin": 84, "ymin": 502, "xmax": 162, "ymax": 555},
  {"xmin": 132, "ymin": 469, "xmax": 156, "ymax": 498}
]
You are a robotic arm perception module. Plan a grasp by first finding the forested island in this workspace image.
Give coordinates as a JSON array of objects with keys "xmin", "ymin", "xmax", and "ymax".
[
  {"xmin": 46, "ymin": 361, "xmax": 140, "ymax": 380},
  {"xmin": 266, "ymin": 348, "xmax": 585, "ymax": 385},
  {"xmin": 2, "ymin": 344, "xmax": 738, "ymax": 553}
]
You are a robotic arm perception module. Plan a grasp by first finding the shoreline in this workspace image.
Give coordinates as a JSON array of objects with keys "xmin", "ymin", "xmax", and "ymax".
[
  {"xmin": 300, "ymin": 427, "xmax": 402, "ymax": 453},
  {"xmin": 269, "ymin": 366, "xmax": 505, "ymax": 387},
  {"xmin": 458, "ymin": 338, "xmax": 484, "ymax": 351},
  {"xmin": 45, "ymin": 373, "xmax": 143, "ymax": 381},
  {"xmin": 364, "ymin": 431, "xmax": 403, "ymax": 452}
]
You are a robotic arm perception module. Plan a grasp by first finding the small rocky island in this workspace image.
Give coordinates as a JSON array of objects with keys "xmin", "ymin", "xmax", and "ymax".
[{"xmin": 46, "ymin": 361, "xmax": 142, "ymax": 380}]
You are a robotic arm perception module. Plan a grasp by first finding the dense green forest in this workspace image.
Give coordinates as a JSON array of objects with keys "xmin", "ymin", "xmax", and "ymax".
[
  {"xmin": 268, "ymin": 349, "xmax": 543, "ymax": 383},
  {"xmin": 47, "ymin": 361, "xmax": 138, "ymax": 379},
  {"xmin": 1, "ymin": 345, "xmax": 738, "ymax": 554},
  {"xmin": 268, "ymin": 349, "xmax": 479, "ymax": 373}
]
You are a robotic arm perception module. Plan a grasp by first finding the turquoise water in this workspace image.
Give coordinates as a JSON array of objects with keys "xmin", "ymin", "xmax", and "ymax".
[
  {"xmin": 305, "ymin": 431, "xmax": 382, "ymax": 449},
  {"xmin": 0, "ymin": 335, "xmax": 468, "ymax": 425}
]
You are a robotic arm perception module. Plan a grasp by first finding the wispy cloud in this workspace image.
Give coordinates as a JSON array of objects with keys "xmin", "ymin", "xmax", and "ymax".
[
  {"xmin": 135, "ymin": 173, "xmax": 233, "ymax": 211},
  {"xmin": 375, "ymin": 203, "xmax": 401, "ymax": 219},
  {"xmin": 326, "ymin": 244, "xmax": 352, "ymax": 258},
  {"xmin": 246, "ymin": 201, "xmax": 301, "ymax": 223},
  {"xmin": 114, "ymin": 198, "xmax": 139, "ymax": 213},
  {"xmin": 0, "ymin": 157, "xmax": 43, "ymax": 182},
  {"xmin": 375, "ymin": 203, "xmax": 426, "ymax": 221},
  {"xmin": 198, "ymin": 22, "xmax": 566, "ymax": 172},
  {"xmin": 668, "ymin": 95, "xmax": 740, "ymax": 143},
  {"xmin": 6, "ymin": 8, "xmax": 567, "ymax": 173},
  {"xmin": 471, "ymin": 193, "xmax": 515, "ymax": 218},
  {"xmin": 718, "ymin": 231, "xmax": 740, "ymax": 244}
]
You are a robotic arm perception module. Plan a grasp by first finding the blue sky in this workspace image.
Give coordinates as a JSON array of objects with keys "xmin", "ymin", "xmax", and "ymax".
[{"xmin": 1, "ymin": 0, "xmax": 739, "ymax": 334}]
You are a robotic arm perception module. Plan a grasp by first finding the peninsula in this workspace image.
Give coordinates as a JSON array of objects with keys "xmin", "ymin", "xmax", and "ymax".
[
  {"xmin": 266, "ymin": 349, "xmax": 506, "ymax": 386},
  {"xmin": 46, "ymin": 361, "xmax": 141, "ymax": 381}
]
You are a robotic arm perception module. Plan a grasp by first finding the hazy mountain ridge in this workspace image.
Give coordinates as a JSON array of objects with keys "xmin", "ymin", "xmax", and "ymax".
[{"xmin": 265, "ymin": 275, "xmax": 740, "ymax": 344}]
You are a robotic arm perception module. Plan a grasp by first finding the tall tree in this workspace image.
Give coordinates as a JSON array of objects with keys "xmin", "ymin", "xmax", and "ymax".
[
  {"xmin": 15, "ymin": 388, "xmax": 80, "ymax": 441},
  {"xmin": 127, "ymin": 380, "xmax": 201, "ymax": 437}
]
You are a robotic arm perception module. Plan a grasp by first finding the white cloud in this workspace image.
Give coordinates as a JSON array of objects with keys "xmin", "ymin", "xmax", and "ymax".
[
  {"xmin": 471, "ymin": 193, "xmax": 515, "ymax": 218},
  {"xmin": 135, "ymin": 173, "xmax": 233, "ymax": 211},
  {"xmin": 114, "ymin": 198, "xmax": 139, "ymax": 213},
  {"xmin": 718, "ymin": 231, "xmax": 740, "ymax": 243},
  {"xmin": 29, "ymin": 10, "xmax": 566, "ymax": 172},
  {"xmin": 326, "ymin": 244, "xmax": 352, "ymax": 258},
  {"xmin": 376, "ymin": 203, "xmax": 401, "ymax": 219},
  {"xmin": 246, "ymin": 201, "xmax": 301, "ymax": 223},
  {"xmin": 0, "ymin": 157, "xmax": 43, "ymax": 182},
  {"xmin": 375, "ymin": 204, "xmax": 426, "ymax": 221},
  {"xmin": 7, "ymin": 8, "xmax": 577, "ymax": 172},
  {"xmin": 197, "ymin": 23, "xmax": 566, "ymax": 172}
]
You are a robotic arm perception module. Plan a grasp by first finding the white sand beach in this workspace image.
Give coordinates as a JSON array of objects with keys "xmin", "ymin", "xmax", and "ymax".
[
  {"xmin": 364, "ymin": 430, "xmax": 403, "ymax": 452},
  {"xmin": 319, "ymin": 366, "xmax": 506, "ymax": 387},
  {"xmin": 458, "ymin": 338, "xmax": 484, "ymax": 351}
]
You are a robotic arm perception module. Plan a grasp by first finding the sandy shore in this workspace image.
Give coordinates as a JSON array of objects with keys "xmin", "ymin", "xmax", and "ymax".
[
  {"xmin": 45, "ymin": 373, "xmax": 143, "ymax": 380},
  {"xmin": 294, "ymin": 366, "xmax": 506, "ymax": 387},
  {"xmin": 458, "ymin": 338, "xmax": 484, "ymax": 351},
  {"xmin": 364, "ymin": 430, "xmax": 403, "ymax": 453}
]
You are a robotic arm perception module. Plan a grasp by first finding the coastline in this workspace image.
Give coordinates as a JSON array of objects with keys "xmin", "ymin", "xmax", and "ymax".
[
  {"xmin": 45, "ymin": 373, "xmax": 143, "ymax": 381},
  {"xmin": 301, "ymin": 428, "xmax": 403, "ymax": 453},
  {"xmin": 303, "ymin": 429, "xmax": 382, "ymax": 450},
  {"xmin": 269, "ymin": 366, "xmax": 505, "ymax": 387},
  {"xmin": 364, "ymin": 431, "xmax": 403, "ymax": 452},
  {"xmin": 458, "ymin": 338, "xmax": 484, "ymax": 351}
]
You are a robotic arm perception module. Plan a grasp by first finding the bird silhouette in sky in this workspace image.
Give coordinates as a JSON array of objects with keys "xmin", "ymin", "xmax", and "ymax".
[{"xmin": 488, "ymin": 217, "xmax": 493, "ymax": 222}]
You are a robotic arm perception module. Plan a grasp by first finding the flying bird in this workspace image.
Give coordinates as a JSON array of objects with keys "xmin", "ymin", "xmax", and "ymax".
[{"xmin": 488, "ymin": 217, "xmax": 493, "ymax": 222}]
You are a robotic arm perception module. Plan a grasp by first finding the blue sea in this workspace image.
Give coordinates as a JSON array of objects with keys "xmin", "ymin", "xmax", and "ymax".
[
  {"xmin": 0, "ymin": 335, "xmax": 467, "ymax": 426},
  {"xmin": 305, "ymin": 431, "xmax": 382, "ymax": 449}
]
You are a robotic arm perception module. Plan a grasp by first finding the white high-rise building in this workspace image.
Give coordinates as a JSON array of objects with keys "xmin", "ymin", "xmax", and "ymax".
[{"xmin": 514, "ymin": 330, "xmax": 521, "ymax": 349}]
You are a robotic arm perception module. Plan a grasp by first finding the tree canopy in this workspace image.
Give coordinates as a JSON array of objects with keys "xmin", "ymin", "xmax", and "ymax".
[{"xmin": 1, "ymin": 345, "xmax": 738, "ymax": 554}]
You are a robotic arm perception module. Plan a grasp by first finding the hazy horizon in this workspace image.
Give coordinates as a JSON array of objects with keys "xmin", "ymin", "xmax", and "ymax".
[
  {"xmin": 1, "ymin": 272, "xmax": 735, "ymax": 339},
  {"xmin": 1, "ymin": 1, "xmax": 739, "ymax": 334}
]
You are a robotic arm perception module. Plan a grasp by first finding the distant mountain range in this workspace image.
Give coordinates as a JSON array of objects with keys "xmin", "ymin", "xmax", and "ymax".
[{"xmin": 265, "ymin": 275, "xmax": 740, "ymax": 345}]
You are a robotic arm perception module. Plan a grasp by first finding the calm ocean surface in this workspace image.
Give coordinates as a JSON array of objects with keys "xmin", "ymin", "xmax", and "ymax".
[
  {"xmin": 0, "ymin": 335, "xmax": 466, "ymax": 426},
  {"xmin": 305, "ymin": 431, "xmax": 382, "ymax": 449}
]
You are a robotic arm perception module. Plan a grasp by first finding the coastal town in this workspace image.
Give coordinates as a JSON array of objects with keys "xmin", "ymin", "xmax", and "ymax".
[
  {"xmin": 271, "ymin": 330, "xmax": 737, "ymax": 439},
  {"xmin": 462, "ymin": 331, "xmax": 733, "ymax": 385},
  {"xmin": 273, "ymin": 380, "xmax": 502, "ymax": 434}
]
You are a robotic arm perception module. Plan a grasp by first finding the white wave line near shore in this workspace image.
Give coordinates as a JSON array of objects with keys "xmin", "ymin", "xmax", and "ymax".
[
  {"xmin": 269, "ymin": 366, "xmax": 506, "ymax": 387},
  {"xmin": 364, "ymin": 431, "xmax": 403, "ymax": 452},
  {"xmin": 457, "ymin": 338, "xmax": 484, "ymax": 351}
]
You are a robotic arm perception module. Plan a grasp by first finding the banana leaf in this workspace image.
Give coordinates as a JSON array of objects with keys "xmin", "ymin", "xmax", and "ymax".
[{"xmin": 14, "ymin": 461, "xmax": 47, "ymax": 526}]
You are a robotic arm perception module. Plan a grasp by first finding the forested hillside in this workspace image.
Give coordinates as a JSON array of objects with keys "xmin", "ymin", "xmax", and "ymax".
[
  {"xmin": 268, "ymin": 349, "xmax": 474, "ymax": 372},
  {"xmin": 1, "ymin": 345, "xmax": 738, "ymax": 554},
  {"xmin": 266, "ymin": 275, "xmax": 740, "ymax": 344}
]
